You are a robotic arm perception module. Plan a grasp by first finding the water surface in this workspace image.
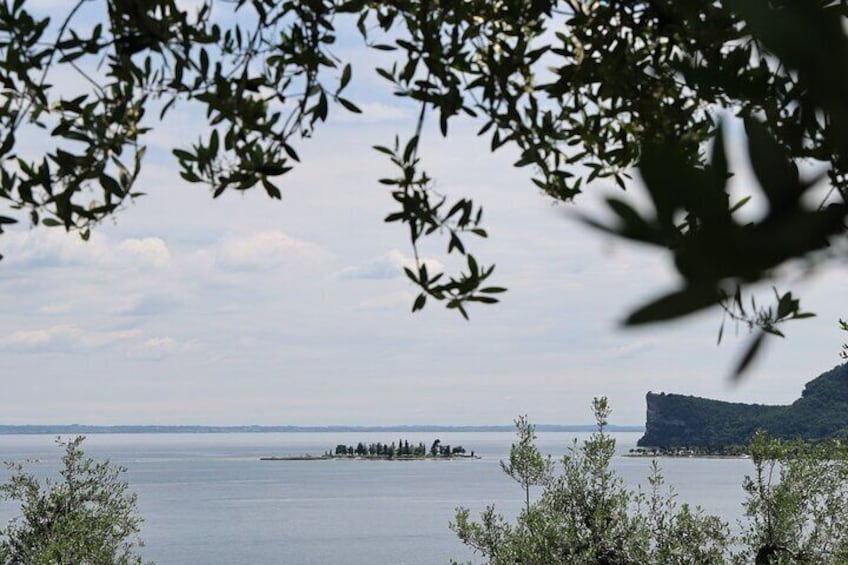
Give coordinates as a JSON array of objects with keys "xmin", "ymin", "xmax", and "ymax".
[{"xmin": 0, "ymin": 432, "xmax": 751, "ymax": 564}]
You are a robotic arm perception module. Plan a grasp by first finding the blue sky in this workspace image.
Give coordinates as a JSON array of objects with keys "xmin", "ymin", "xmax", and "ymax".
[{"xmin": 1, "ymin": 2, "xmax": 845, "ymax": 426}]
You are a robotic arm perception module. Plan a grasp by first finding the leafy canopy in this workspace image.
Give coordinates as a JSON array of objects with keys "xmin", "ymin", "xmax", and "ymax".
[{"xmin": 0, "ymin": 0, "xmax": 846, "ymax": 366}]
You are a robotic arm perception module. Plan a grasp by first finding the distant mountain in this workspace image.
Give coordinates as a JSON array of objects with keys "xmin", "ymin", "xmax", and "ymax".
[
  {"xmin": 638, "ymin": 363, "xmax": 848, "ymax": 448},
  {"xmin": 0, "ymin": 423, "xmax": 644, "ymax": 435}
]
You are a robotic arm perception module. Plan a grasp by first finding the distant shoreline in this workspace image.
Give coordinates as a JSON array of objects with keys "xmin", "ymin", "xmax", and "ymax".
[
  {"xmin": 626, "ymin": 447, "xmax": 750, "ymax": 459},
  {"xmin": 624, "ymin": 453, "xmax": 750, "ymax": 460},
  {"xmin": 0, "ymin": 424, "xmax": 644, "ymax": 435}
]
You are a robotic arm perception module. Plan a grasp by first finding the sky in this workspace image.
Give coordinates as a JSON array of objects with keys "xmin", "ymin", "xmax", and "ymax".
[{"xmin": 1, "ymin": 3, "xmax": 846, "ymax": 426}]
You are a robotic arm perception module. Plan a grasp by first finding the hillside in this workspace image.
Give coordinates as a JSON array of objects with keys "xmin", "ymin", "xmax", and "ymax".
[{"xmin": 638, "ymin": 363, "xmax": 848, "ymax": 448}]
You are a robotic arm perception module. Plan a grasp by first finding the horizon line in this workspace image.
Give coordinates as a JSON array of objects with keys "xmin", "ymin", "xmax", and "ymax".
[{"xmin": 0, "ymin": 423, "xmax": 645, "ymax": 434}]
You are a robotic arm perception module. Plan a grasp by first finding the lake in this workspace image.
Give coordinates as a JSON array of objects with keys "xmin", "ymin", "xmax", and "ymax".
[{"xmin": 0, "ymin": 432, "xmax": 753, "ymax": 564}]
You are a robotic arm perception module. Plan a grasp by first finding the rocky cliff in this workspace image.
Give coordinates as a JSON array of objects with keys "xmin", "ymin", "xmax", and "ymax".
[{"xmin": 638, "ymin": 363, "xmax": 848, "ymax": 448}]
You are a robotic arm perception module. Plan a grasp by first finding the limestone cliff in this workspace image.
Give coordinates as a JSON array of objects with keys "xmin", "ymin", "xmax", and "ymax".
[{"xmin": 638, "ymin": 363, "xmax": 848, "ymax": 448}]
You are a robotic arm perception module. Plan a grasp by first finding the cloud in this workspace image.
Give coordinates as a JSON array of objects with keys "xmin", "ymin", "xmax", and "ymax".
[
  {"xmin": 115, "ymin": 238, "xmax": 172, "ymax": 269},
  {"xmin": 0, "ymin": 324, "xmax": 203, "ymax": 359},
  {"xmin": 116, "ymin": 293, "xmax": 181, "ymax": 317},
  {"xmin": 604, "ymin": 338, "xmax": 659, "ymax": 359},
  {"xmin": 1, "ymin": 229, "xmax": 110, "ymax": 268},
  {"xmin": 1, "ymin": 230, "xmax": 171, "ymax": 271},
  {"xmin": 126, "ymin": 336, "xmax": 204, "ymax": 360},
  {"xmin": 0, "ymin": 329, "xmax": 51, "ymax": 349},
  {"xmin": 338, "ymin": 249, "xmax": 444, "ymax": 280},
  {"xmin": 214, "ymin": 230, "xmax": 329, "ymax": 271},
  {"xmin": 0, "ymin": 325, "xmax": 142, "ymax": 352}
]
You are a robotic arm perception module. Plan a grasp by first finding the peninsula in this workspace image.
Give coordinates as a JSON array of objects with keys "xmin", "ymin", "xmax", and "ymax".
[{"xmin": 638, "ymin": 362, "xmax": 848, "ymax": 449}]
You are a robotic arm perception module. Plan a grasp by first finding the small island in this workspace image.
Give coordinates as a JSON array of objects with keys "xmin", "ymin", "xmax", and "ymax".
[{"xmin": 261, "ymin": 438, "xmax": 478, "ymax": 461}]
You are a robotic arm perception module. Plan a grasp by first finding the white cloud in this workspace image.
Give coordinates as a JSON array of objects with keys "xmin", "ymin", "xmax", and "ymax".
[
  {"xmin": 214, "ymin": 230, "xmax": 329, "ymax": 271},
  {"xmin": 0, "ymin": 325, "xmax": 141, "ymax": 352},
  {"xmin": 338, "ymin": 249, "xmax": 443, "ymax": 280},
  {"xmin": 115, "ymin": 238, "xmax": 172, "ymax": 269},
  {"xmin": 127, "ymin": 336, "xmax": 205, "ymax": 360},
  {"xmin": 604, "ymin": 338, "xmax": 659, "ymax": 359},
  {"xmin": 1, "ymin": 230, "xmax": 172, "ymax": 271},
  {"xmin": 0, "ymin": 329, "xmax": 52, "ymax": 349},
  {"xmin": 128, "ymin": 336, "xmax": 177, "ymax": 359},
  {"xmin": 1, "ymin": 229, "xmax": 110, "ymax": 267}
]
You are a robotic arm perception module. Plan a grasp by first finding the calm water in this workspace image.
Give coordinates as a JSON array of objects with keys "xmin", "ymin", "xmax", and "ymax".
[{"xmin": 0, "ymin": 432, "xmax": 752, "ymax": 564}]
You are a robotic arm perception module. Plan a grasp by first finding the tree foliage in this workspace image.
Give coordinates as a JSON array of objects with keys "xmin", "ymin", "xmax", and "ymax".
[
  {"xmin": 737, "ymin": 432, "xmax": 848, "ymax": 564},
  {"xmin": 452, "ymin": 398, "xmax": 730, "ymax": 564},
  {"xmin": 500, "ymin": 414, "xmax": 552, "ymax": 513},
  {"xmin": 0, "ymin": 1, "xmax": 846, "ymax": 362},
  {"xmin": 0, "ymin": 436, "xmax": 148, "ymax": 565},
  {"xmin": 328, "ymin": 438, "xmax": 461, "ymax": 458},
  {"xmin": 452, "ymin": 400, "xmax": 848, "ymax": 565}
]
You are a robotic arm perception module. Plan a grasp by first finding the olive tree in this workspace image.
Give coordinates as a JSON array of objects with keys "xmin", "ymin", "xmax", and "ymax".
[
  {"xmin": 451, "ymin": 399, "xmax": 731, "ymax": 564},
  {"xmin": 500, "ymin": 415, "xmax": 552, "ymax": 513},
  {"xmin": 454, "ymin": 400, "xmax": 848, "ymax": 564},
  {"xmin": 734, "ymin": 433, "xmax": 848, "ymax": 564},
  {"xmin": 0, "ymin": 436, "xmax": 149, "ymax": 565}
]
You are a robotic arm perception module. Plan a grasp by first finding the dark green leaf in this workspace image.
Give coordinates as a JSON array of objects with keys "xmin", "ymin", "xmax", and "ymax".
[
  {"xmin": 625, "ymin": 285, "xmax": 720, "ymax": 325},
  {"xmin": 338, "ymin": 97, "xmax": 361, "ymax": 113},
  {"xmin": 173, "ymin": 149, "xmax": 195, "ymax": 162},
  {"xmin": 339, "ymin": 64, "xmax": 352, "ymax": 90},
  {"xmin": 99, "ymin": 174, "xmax": 123, "ymax": 197},
  {"xmin": 0, "ymin": 132, "xmax": 14, "ymax": 157},
  {"xmin": 731, "ymin": 331, "xmax": 767, "ymax": 382}
]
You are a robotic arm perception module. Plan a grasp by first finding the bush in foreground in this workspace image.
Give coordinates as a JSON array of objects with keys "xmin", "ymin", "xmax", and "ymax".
[
  {"xmin": 453, "ymin": 399, "xmax": 848, "ymax": 564},
  {"xmin": 0, "ymin": 436, "xmax": 149, "ymax": 565}
]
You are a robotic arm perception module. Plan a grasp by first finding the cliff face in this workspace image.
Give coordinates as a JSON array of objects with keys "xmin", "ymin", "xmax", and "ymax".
[{"xmin": 638, "ymin": 363, "xmax": 848, "ymax": 448}]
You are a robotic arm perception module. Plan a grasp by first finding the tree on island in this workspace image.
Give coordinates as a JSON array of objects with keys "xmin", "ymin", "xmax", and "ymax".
[
  {"xmin": 414, "ymin": 442, "xmax": 426, "ymax": 457},
  {"xmin": 327, "ymin": 438, "xmax": 469, "ymax": 459},
  {"xmin": 1, "ymin": 1, "xmax": 847, "ymax": 372}
]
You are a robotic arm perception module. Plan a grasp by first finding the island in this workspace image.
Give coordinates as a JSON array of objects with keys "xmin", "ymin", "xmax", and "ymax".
[
  {"xmin": 638, "ymin": 362, "xmax": 848, "ymax": 449},
  {"xmin": 261, "ymin": 438, "xmax": 478, "ymax": 461}
]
